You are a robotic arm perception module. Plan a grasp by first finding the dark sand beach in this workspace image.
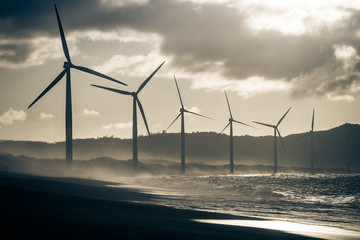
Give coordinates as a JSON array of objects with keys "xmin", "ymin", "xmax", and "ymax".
[{"xmin": 0, "ymin": 171, "xmax": 321, "ymax": 240}]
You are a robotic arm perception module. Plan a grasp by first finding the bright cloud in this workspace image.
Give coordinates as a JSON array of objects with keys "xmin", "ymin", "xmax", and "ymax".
[
  {"xmin": 94, "ymin": 51, "xmax": 168, "ymax": 76},
  {"xmin": 188, "ymin": 106, "xmax": 201, "ymax": 113},
  {"xmin": 190, "ymin": 72, "xmax": 291, "ymax": 98},
  {"xmin": 82, "ymin": 109, "xmax": 99, "ymax": 116},
  {"xmin": 241, "ymin": 0, "xmax": 355, "ymax": 35},
  {"xmin": 73, "ymin": 29, "xmax": 160, "ymax": 44},
  {"xmin": 101, "ymin": 0, "xmax": 149, "ymax": 7},
  {"xmin": 151, "ymin": 123, "xmax": 162, "ymax": 130},
  {"xmin": 0, "ymin": 108, "xmax": 26, "ymax": 126},
  {"xmin": 93, "ymin": 31, "xmax": 168, "ymax": 77},
  {"xmin": 40, "ymin": 113, "xmax": 55, "ymax": 119},
  {"xmin": 333, "ymin": 44, "xmax": 359, "ymax": 69},
  {"xmin": 102, "ymin": 122, "xmax": 132, "ymax": 130}
]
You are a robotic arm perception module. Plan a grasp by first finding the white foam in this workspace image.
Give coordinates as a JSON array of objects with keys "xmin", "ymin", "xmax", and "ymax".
[{"xmin": 194, "ymin": 219, "xmax": 360, "ymax": 240}]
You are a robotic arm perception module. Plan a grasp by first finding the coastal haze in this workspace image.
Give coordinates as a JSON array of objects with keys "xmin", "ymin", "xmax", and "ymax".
[{"xmin": 1, "ymin": 1, "xmax": 360, "ymax": 240}]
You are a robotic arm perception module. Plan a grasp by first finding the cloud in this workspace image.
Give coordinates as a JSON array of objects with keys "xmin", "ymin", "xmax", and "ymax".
[
  {"xmin": 102, "ymin": 122, "xmax": 132, "ymax": 130},
  {"xmin": 188, "ymin": 106, "xmax": 201, "ymax": 114},
  {"xmin": 0, "ymin": 108, "xmax": 26, "ymax": 126},
  {"xmin": 190, "ymin": 72, "xmax": 291, "ymax": 98},
  {"xmin": 0, "ymin": 36, "xmax": 76, "ymax": 69},
  {"xmin": 40, "ymin": 113, "xmax": 54, "ymax": 119},
  {"xmin": 151, "ymin": 123, "xmax": 162, "ymax": 130},
  {"xmin": 291, "ymin": 44, "xmax": 360, "ymax": 101},
  {"xmin": 82, "ymin": 109, "xmax": 99, "ymax": 116},
  {"xmin": 3, "ymin": 0, "xmax": 360, "ymax": 99},
  {"xmin": 93, "ymin": 38, "xmax": 167, "ymax": 76},
  {"xmin": 101, "ymin": 0, "xmax": 149, "ymax": 7}
]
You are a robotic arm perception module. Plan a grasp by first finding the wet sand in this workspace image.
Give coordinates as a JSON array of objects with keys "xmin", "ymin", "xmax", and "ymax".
[{"xmin": 0, "ymin": 171, "xmax": 319, "ymax": 240}]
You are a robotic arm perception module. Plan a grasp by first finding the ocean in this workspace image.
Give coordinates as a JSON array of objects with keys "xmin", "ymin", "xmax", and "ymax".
[{"xmin": 119, "ymin": 173, "xmax": 360, "ymax": 237}]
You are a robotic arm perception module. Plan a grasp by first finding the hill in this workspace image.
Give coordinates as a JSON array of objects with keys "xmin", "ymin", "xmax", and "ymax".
[{"xmin": 0, "ymin": 123, "xmax": 359, "ymax": 169}]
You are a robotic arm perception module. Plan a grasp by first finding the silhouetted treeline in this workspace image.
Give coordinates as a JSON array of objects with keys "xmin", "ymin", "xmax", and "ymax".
[{"xmin": 0, "ymin": 123, "xmax": 359, "ymax": 169}]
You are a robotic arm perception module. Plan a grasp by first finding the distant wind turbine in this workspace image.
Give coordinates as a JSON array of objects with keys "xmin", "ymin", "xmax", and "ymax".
[
  {"xmin": 253, "ymin": 107, "xmax": 291, "ymax": 174},
  {"xmin": 295, "ymin": 108, "xmax": 327, "ymax": 174},
  {"xmin": 220, "ymin": 91, "xmax": 252, "ymax": 174},
  {"xmin": 28, "ymin": 4, "xmax": 126, "ymax": 170},
  {"xmin": 91, "ymin": 61, "xmax": 165, "ymax": 168},
  {"xmin": 344, "ymin": 126, "xmax": 358, "ymax": 174},
  {"xmin": 164, "ymin": 76, "xmax": 212, "ymax": 174}
]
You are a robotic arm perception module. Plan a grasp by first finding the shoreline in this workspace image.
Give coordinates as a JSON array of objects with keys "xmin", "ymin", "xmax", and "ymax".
[{"xmin": 0, "ymin": 170, "xmax": 323, "ymax": 240}]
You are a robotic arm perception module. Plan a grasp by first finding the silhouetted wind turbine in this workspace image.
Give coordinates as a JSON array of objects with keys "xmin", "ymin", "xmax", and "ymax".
[
  {"xmin": 294, "ymin": 108, "xmax": 327, "ymax": 174},
  {"xmin": 253, "ymin": 107, "xmax": 291, "ymax": 174},
  {"xmin": 27, "ymin": 4, "xmax": 126, "ymax": 170},
  {"xmin": 220, "ymin": 91, "xmax": 252, "ymax": 174},
  {"xmin": 164, "ymin": 76, "xmax": 212, "ymax": 174},
  {"xmin": 344, "ymin": 126, "xmax": 358, "ymax": 174},
  {"xmin": 91, "ymin": 61, "xmax": 165, "ymax": 168}
]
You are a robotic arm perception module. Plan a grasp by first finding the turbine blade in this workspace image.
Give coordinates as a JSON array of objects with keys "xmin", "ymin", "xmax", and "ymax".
[
  {"xmin": 165, "ymin": 113, "xmax": 182, "ymax": 132},
  {"xmin": 54, "ymin": 4, "xmax": 71, "ymax": 63},
  {"xmin": 174, "ymin": 76, "xmax": 184, "ymax": 108},
  {"xmin": 137, "ymin": 61, "xmax": 165, "ymax": 94},
  {"xmin": 292, "ymin": 132, "xmax": 310, "ymax": 142},
  {"xmin": 277, "ymin": 107, "xmax": 291, "ymax": 127},
  {"xmin": 184, "ymin": 109, "xmax": 213, "ymax": 120},
  {"xmin": 220, "ymin": 122, "xmax": 231, "ymax": 134},
  {"xmin": 72, "ymin": 65, "xmax": 127, "ymax": 86},
  {"xmin": 233, "ymin": 119, "xmax": 255, "ymax": 128},
  {"xmin": 91, "ymin": 84, "xmax": 132, "ymax": 95},
  {"xmin": 136, "ymin": 97, "xmax": 151, "ymax": 138},
  {"xmin": 253, "ymin": 121, "xmax": 274, "ymax": 128},
  {"xmin": 28, "ymin": 69, "xmax": 66, "ymax": 109},
  {"xmin": 277, "ymin": 128, "xmax": 286, "ymax": 152},
  {"xmin": 224, "ymin": 91, "xmax": 233, "ymax": 119},
  {"xmin": 312, "ymin": 108, "xmax": 315, "ymax": 131}
]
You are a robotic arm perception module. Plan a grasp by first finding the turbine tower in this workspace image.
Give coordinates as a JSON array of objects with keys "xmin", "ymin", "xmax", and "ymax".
[
  {"xmin": 253, "ymin": 107, "xmax": 291, "ymax": 174},
  {"xmin": 220, "ymin": 91, "xmax": 252, "ymax": 174},
  {"xmin": 164, "ymin": 76, "xmax": 212, "ymax": 174},
  {"xmin": 295, "ymin": 108, "xmax": 326, "ymax": 174},
  {"xmin": 91, "ymin": 61, "xmax": 165, "ymax": 168},
  {"xmin": 28, "ymin": 4, "xmax": 126, "ymax": 170},
  {"xmin": 310, "ymin": 109, "xmax": 315, "ymax": 174}
]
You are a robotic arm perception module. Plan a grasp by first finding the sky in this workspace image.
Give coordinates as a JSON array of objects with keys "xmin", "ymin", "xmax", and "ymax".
[{"xmin": 1, "ymin": 0, "xmax": 360, "ymax": 142}]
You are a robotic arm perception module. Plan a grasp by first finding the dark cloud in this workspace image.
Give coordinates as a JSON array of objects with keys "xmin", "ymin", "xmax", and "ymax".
[
  {"xmin": 290, "ymin": 59, "xmax": 360, "ymax": 100},
  {"xmin": 353, "ymin": 61, "xmax": 360, "ymax": 71},
  {"xmin": 0, "ymin": 42, "xmax": 31, "ymax": 64},
  {"xmin": 325, "ymin": 74, "xmax": 360, "ymax": 95},
  {"xmin": 2, "ymin": 0, "xmax": 360, "ymax": 98}
]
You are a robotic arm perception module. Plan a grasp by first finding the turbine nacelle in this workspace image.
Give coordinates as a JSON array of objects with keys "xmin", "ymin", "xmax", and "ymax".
[
  {"xmin": 180, "ymin": 108, "xmax": 185, "ymax": 113},
  {"xmin": 220, "ymin": 91, "xmax": 252, "ymax": 134},
  {"xmin": 63, "ymin": 61, "xmax": 73, "ymax": 68},
  {"xmin": 131, "ymin": 92, "xmax": 137, "ymax": 97}
]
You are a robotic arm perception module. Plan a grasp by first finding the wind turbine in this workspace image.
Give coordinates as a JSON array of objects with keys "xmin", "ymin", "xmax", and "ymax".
[
  {"xmin": 91, "ymin": 61, "xmax": 165, "ymax": 168},
  {"xmin": 27, "ymin": 4, "xmax": 126, "ymax": 170},
  {"xmin": 164, "ymin": 76, "xmax": 212, "ymax": 174},
  {"xmin": 344, "ymin": 126, "xmax": 358, "ymax": 174},
  {"xmin": 220, "ymin": 91, "xmax": 252, "ymax": 174},
  {"xmin": 253, "ymin": 107, "xmax": 291, "ymax": 174},
  {"xmin": 295, "ymin": 108, "xmax": 327, "ymax": 174}
]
